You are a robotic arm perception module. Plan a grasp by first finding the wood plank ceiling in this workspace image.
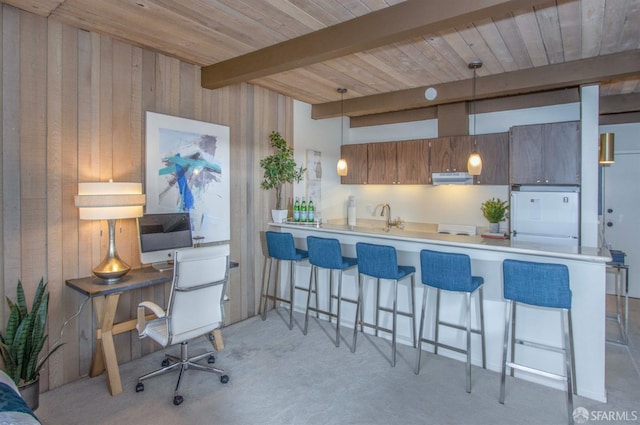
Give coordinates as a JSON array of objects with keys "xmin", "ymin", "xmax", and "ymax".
[{"xmin": 5, "ymin": 0, "xmax": 640, "ymax": 120}]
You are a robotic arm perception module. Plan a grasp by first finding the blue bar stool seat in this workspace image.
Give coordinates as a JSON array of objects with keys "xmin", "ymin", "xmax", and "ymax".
[
  {"xmin": 416, "ymin": 249, "xmax": 486, "ymax": 393},
  {"xmin": 352, "ymin": 242, "xmax": 416, "ymax": 367},
  {"xmin": 500, "ymin": 259, "xmax": 576, "ymax": 425},
  {"xmin": 259, "ymin": 231, "xmax": 309, "ymax": 330},
  {"xmin": 303, "ymin": 236, "xmax": 358, "ymax": 347}
]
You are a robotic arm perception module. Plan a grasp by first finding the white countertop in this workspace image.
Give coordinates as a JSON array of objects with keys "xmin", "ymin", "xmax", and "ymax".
[{"xmin": 270, "ymin": 222, "xmax": 610, "ymax": 263}]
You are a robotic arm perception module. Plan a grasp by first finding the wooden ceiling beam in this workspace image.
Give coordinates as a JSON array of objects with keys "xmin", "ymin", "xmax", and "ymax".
[
  {"xmin": 312, "ymin": 51, "xmax": 640, "ymax": 119},
  {"xmin": 600, "ymin": 93, "xmax": 640, "ymax": 115},
  {"xmin": 201, "ymin": 0, "xmax": 542, "ymax": 90}
]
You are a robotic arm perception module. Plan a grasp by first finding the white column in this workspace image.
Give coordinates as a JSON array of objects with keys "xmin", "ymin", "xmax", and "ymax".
[{"xmin": 580, "ymin": 84, "xmax": 600, "ymax": 247}]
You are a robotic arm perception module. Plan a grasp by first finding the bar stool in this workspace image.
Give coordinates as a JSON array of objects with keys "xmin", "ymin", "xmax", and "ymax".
[
  {"xmin": 303, "ymin": 236, "xmax": 358, "ymax": 347},
  {"xmin": 260, "ymin": 231, "xmax": 309, "ymax": 330},
  {"xmin": 606, "ymin": 250, "xmax": 629, "ymax": 345},
  {"xmin": 416, "ymin": 249, "xmax": 486, "ymax": 393},
  {"xmin": 500, "ymin": 259, "xmax": 576, "ymax": 424},
  {"xmin": 352, "ymin": 242, "xmax": 416, "ymax": 367}
]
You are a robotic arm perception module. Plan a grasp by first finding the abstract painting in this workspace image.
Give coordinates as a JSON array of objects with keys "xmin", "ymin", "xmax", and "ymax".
[{"xmin": 145, "ymin": 112, "xmax": 230, "ymax": 243}]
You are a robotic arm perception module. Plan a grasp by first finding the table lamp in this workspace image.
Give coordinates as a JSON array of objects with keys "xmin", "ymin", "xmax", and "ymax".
[{"xmin": 75, "ymin": 180, "xmax": 146, "ymax": 283}]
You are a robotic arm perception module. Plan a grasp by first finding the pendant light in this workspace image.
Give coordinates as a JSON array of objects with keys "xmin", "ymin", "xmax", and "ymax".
[
  {"xmin": 467, "ymin": 60, "xmax": 483, "ymax": 176},
  {"xmin": 599, "ymin": 133, "xmax": 615, "ymax": 165},
  {"xmin": 336, "ymin": 88, "xmax": 348, "ymax": 176}
]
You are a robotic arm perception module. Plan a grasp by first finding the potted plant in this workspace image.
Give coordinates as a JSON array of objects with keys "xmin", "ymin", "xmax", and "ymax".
[
  {"xmin": 481, "ymin": 197, "xmax": 508, "ymax": 233},
  {"xmin": 260, "ymin": 131, "xmax": 306, "ymax": 223},
  {"xmin": 0, "ymin": 278, "xmax": 63, "ymax": 410}
]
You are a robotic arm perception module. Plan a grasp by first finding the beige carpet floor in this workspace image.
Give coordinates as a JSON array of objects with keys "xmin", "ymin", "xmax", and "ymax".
[{"xmin": 36, "ymin": 297, "xmax": 640, "ymax": 425}]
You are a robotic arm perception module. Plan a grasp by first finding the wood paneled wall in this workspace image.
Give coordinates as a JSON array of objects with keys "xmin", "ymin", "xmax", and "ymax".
[{"xmin": 0, "ymin": 4, "xmax": 290, "ymax": 390}]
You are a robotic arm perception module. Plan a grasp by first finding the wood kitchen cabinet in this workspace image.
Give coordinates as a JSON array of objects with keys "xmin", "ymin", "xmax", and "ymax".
[
  {"xmin": 340, "ymin": 143, "xmax": 368, "ymax": 184},
  {"xmin": 473, "ymin": 132, "xmax": 509, "ymax": 185},
  {"xmin": 367, "ymin": 141, "xmax": 397, "ymax": 184},
  {"xmin": 510, "ymin": 121, "xmax": 580, "ymax": 185},
  {"xmin": 429, "ymin": 136, "xmax": 474, "ymax": 174},
  {"xmin": 363, "ymin": 139, "xmax": 430, "ymax": 185},
  {"xmin": 396, "ymin": 139, "xmax": 430, "ymax": 184}
]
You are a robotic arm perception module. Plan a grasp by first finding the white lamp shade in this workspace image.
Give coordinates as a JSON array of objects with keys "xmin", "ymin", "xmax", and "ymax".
[
  {"xmin": 467, "ymin": 152, "xmax": 482, "ymax": 176},
  {"xmin": 337, "ymin": 158, "xmax": 348, "ymax": 176},
  {"xmin": 75, "ymin": 181, "xmax": 145, "ymax": 220}
]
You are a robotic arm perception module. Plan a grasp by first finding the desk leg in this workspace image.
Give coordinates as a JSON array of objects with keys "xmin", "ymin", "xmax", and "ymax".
[
  {"xmin": 210, "ymin": 329, "xmax": 224, "ymax": 351},
  {"xmin": 89, "ymin": 294, "xmax": 123, "ymax": 396}
]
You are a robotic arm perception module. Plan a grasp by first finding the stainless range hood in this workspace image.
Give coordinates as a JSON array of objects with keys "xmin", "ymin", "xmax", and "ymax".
[{"xmin": 432, "ymin": 172, "xmax": 473, "ymax": 185}]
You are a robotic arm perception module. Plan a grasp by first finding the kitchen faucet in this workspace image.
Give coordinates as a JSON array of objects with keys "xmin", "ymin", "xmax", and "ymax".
[{"xmin": 375, "ymin": 203, "xmax": 402, "ymax": 232}]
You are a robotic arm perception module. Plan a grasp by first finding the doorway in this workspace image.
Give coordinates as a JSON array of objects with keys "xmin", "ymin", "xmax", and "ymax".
[{"xmin": 603, "ymin": 152, "xmax": 640, "ymax": 298}]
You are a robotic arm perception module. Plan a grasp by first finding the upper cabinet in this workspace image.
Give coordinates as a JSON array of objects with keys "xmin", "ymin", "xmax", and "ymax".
[
  {"xmin": 340, "ymin": 144, "xmax": 368, "ymax": 184},
  {"xmin": 429, "ymin": 136, "xmax": 473, "ymax": 174},
  {"xmin": 367, "ymin": 142, "xmax": 397, "ymax": 184},
  {"xmin": 341, "ymin": 140, "xmax": 430, "ymax": 185},
  {"xmin": 473, "ymin": 133, "xmax": 509, "ymax": 185},
  {"xmin": 339, "ymin": 133, "xmax": 508, "ymax": 185},
  {"xmin": 510, "ymin": 121, "xmax": 580, "ymax": 185}
]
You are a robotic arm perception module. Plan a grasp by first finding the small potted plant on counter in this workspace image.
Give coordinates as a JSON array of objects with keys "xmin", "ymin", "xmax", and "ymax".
[
  {"xmin": 260, "ymin": 131, "xmax": 306, "ymax": 223},
  {"xmin": 0, "ymin": 278, "xmax": 63, "ymax": 411},
  {"xmin": 481, "ymin": 197, "xmax": 508, "ymax": 233}
]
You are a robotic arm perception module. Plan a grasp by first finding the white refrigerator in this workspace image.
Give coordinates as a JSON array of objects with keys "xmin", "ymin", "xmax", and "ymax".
[{"xmin": 510, "ymin": 186, "xmax": 580, "ymax": 246}]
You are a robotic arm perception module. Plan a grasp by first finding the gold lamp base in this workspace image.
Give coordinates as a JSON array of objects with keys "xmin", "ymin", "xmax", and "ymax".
[{"xmin": 93, "ymin": 219, "xmax": 132, "ymax": 284}]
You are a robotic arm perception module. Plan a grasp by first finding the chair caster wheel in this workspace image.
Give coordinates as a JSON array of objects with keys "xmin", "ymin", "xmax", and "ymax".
[
  {"xmin": 135, "ymin": 383, "xmax": 144, "ymax": 392},
  {"xmin": 173, "ymin": 395, "xmax": 184, "ymax": 405},
  {"xmin": 207, "ymin": 355, "xmax": 215, "ymax": 364},
  {"xmin": 162, "ymin": 358, "xmax": 171, "ymax": 367},
  {"xmin": 220, "ymin": 375, "xmax": 229, "ymax": 384},
  {"xmin": 208, "ymin": 333, "xmax": 215, "ymax": 342}
]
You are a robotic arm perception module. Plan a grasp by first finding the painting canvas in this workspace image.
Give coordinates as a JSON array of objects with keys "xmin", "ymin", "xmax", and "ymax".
[
  {"xmin": 306, "ymin": 149, "xmax": 321, "ymax": 212},
  {"xmin": 145, "ymin": 111, "xmax": 230, "ymax": 243}
]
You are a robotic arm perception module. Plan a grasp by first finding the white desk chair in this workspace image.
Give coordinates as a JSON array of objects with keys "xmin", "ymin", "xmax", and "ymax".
[{"xmin": 135, "ymin": 244, "xmax": 230, "ymax": 405}]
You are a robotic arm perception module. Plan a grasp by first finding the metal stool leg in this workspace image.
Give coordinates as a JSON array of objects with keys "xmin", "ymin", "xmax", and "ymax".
[
  {"xmin": 410, "ymin": 275, "xmax": 417, "ymax": 348},
  {"xmin": 479, "ymin": 287, "xmax": 486, "ymax": 369},
  {"xmin": 289, "ymin": 260, "xmax": 295, "ymax": 330},
  {"xmin": 391, "ymin": 279, "xmax": 398, "ymax": 367},
  {"xmin": 568, "ymin": 310, "xmax": 577, "ymax": 395},
  {"xmin": 415, "ymin": 287, "xmax": 429, "ymax": 374},
  {"xmin": 303, "ymin": 265, "xmax": 316, "ymax": 335},
  {"xmin": 499, "ymin": 300, "xmax": 513, "ymax": 404},
  {"xmin": 261, "ymin": 258, "xmax": 275, "ymax": 320},
  {"xmin": 465, "ymin": 292, "xmax": 472, "ymax": 393},
  {"xmin": 563, "ymin": 309, "xmax": 574, "ymax": 424},
  {"xmin": 352, "ymin": 274, "xmax": 363, "ymax": 353},
  {"xmin": 509, "ymin": 303, "xmax": 516, "ymax": 377},
  {"xmin": 434, "ymin": 288, "xmax": 441, "ymax": 356},
  {"xmin": 375, "ymin": 278, "xmax": 381, "ymax": 337},
  {"xmin": 335, "ymin": 270, "xmax": 343, "ymax": 347}
]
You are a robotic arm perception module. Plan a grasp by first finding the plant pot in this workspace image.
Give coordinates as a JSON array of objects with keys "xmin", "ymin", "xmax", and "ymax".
[
  {"xmin": 271, "ymin": 209, "xmax": 288, "ymax": 223},
  {"xmin": 490, "ymin": 222, "xmax": 500, "ymax": 233},
  {"xmin": 19, "ymin": 376, "xmax": 39, "ymax": 411}
]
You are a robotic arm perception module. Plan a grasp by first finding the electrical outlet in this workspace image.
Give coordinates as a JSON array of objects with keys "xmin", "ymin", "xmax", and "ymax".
[{"xmin": 366, "ymin": 204, "xmax": 373, "ymax": 214}]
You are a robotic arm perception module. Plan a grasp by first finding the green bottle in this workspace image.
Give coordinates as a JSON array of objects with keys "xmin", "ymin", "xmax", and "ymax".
[
  {"xmin": 300, "ymin": 198, "xmax": 308, "ymax": 222},
  {"xmin": 293, "ymin": 197, "xmax": 300, "ymax": 222},
  {"xmin": 308, "ymin": 199, "xmax": 315, "ymax": 222}
]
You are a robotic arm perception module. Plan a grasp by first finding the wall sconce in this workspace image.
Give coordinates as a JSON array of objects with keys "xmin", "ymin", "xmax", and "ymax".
[
  {"xmin": 75, "ymin": 180, "xmax": 146, "ymax": 283},
  {"xmin": 599, "ymin": 133, "xmax": 615, "ymax": 165},
  {"xmin": 467, "ymin": 60, "xmax": 483, "ymax": 176},
  {"xmin": 336, "ymin": 88, "xmax": 348, "ymax": 177}
]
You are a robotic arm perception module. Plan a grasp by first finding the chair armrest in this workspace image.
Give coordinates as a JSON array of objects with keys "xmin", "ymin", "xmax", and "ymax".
[{"xmin": 137, "ymin": 301, "xmax": 166, "ymax": 335}]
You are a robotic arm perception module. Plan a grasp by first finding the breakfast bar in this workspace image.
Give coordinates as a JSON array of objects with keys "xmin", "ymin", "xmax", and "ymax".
[{"xmin": 269, "ymin": 221, "xmax": 610, "ymax": 402}]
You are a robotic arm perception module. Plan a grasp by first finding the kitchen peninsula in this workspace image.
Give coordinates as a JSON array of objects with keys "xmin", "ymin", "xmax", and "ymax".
[{"xmin": 269, "ymin": 221, "xmax": 610, "ymax": 402}]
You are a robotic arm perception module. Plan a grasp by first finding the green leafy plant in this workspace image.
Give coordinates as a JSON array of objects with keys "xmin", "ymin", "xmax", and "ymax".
[
  {"xmin": 259, "ymin": 131, "xmax": 306, "ymax": 210},
  {"xmin": 481, "ymin": 197, "xmax": 508, "ymax": 223},
  {"xmin": 0, "ymin": 278, "xmax": 63, "ymax": 386}
]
